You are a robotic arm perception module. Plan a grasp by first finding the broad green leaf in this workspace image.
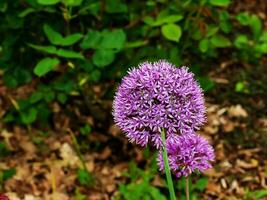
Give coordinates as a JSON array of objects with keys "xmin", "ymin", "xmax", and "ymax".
[
  {"xmin": 44, "ymin": 24, "xmax": 83, "ymax": 46},
  {"xmin": 28, "ymin": 44, "xmax": 58, "ymax": 54},
  {"xmin": 77, "ymin": 169, "xmax": 94, "ymax": 186},
  {"xmin": 259, "ymin": 43, "xmax": 267, "ymax": 53},
  {"xmin": 234, "ymin": 35, "xmax": 248, "ymax": 48},
  {"xmin": 259, "ymin": 32, "xmax": 267, "ymax": 42},
  {"xmin": 78, "ymin": 2, "xmax": 100, "ymax": 16},
  {"xmin": 29, "ymin": 44, "xmax": 84, "ymax": 59},
  {"xmin": 60, "ymin": 33, "xmax": 83, "ymax": 46},
  {"xmin": 219, "ymin": 11, "xmax": 230, "ymax": 21},
  {"xmin": 206, "ymin": 25, "xmax": 219, "ymax": 37},
  {"xmin": 161, "ymin": 24, "xmax": 182, "ymax": 42},
  {"xmin": 57, "ymin": 49, "xmax": 84, "ymax": 59},
  {"xmin": 236, "ymin": 12, "xmax": 250, "ymax": 26},
  {"xmin": 209, "ymin": 0, "xmax": 230, "ymax": 6},
  {"xmin": 0, "ymin": 141, "xmax": 10, "ymax": 157},
  {"xmin": 80, "ymin": 30, "xmax": 102, "ymax": 49},
  {"xmin": 2, "ymin": 168, "xmax": 16, "ymax": 181},
  {"xmin": 37, "ymin": 0, "xmax": 60, "ymax": 5},
  {"xmin": 100, "ymin": 29, "xmax": 126, "ymax": 50},
  {"xmin": 252, "ymin": 189, "xmax": 267, "ymax": 199},
  {"xmin": 92, "ymin": 49, "xmax": 115, "ymax": 67},
  {"xmin": 57, "ymin": 93, "xmax": 67, "ymax": 104},
  {"xmin": 197, "ymin": 76, "xmax": 215, "ymax": 91},
  {"xmin": 220, "ymin": 21, "xmax": 232, "ymax": 33},
  {"xmin": 125, "ymin": 40, "xmax": 148, "ymax": 48},
  {"xmin": 235, "ymin": 82, "xmax": 245, "ymax": 92},
  {"xmin": 199, "ymin": 39, "xmax": 210, "ymax": 53},
  {"xmin": 80, "ymin": 124, "xmax": 91, "ymax": 136},
  {"xmin": 211, "ymin": 35, "xmax": 231, "ymax": 47},
  {"xmin": 249, "ymin": 15, "xmax": 262, "ymax": 40},
  {"xmin": 143, "ymin": 16, "xmax": 154, "ymax": 26},
  {"xmin": 43, "ymin": 24, "xmax": 63, "ymax": 45},
  {"xmin": 62, "ymin": 0, "xmax": 83, "ymax": 6},
  {"xmin": 153, "ymin": 15, "xmax": 183, "ymax": 26},
  {"xmin": 21, "ymin": 107, "xmax": 37, "ymax": 124},
  {"xmin": 90, "ymin": 70, "xmax": 101, "ymax": 82},
  {"xmin": 19, "ymin": 8, "xmax": 35, "ymax": 17},
  {"xmin": 0, "ymin": 2, "xmax": 7, "ymax": 12},
  {"xmin": 34, "ymin": 57, "xmax": 60, "ymax": 77},
  {"xmin": 193, "ymin": 178, "xmax": 208, "ymax": 191},
  {"xmin": 106, "ymin": 0, "xmax": 127, "ymax": 13},
  {"xmin": 29, "ymin": 92, "xmax": 43, "ymax": 103}
]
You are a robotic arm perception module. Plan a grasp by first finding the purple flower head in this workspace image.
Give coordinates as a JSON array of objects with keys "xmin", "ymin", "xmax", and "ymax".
[
  {"xmin": 157, "ymin": 133, "xmax": 214, "ymax": 177},
  {"xmin": 112, "ymin": 60, "xmax": 206, "ymax": 148}
]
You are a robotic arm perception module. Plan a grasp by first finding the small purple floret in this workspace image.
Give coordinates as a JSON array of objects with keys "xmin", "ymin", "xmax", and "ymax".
[
  {"xmin": 157, "ymin": 133, "xmax": 215, "ymax": 177},
  {"xmin": 112, "ymin": 60, "xmax": 206, "ymax": 148}
]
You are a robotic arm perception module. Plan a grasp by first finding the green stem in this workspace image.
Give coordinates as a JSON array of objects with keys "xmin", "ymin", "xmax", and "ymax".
[
  {"xmin": 68, "ymin": 129, "xmax": 87, "ymax": 171},
  {"xmin": 160, "ymin": 128, "xmax": 176, "ymax": 200},
  {"xmin": 186, "ymin": 176, "xmax": 190, "ymax": 200}
]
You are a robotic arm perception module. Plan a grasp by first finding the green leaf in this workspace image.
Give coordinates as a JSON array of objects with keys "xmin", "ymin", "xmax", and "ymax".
[
  {"xmin": 90, "ymin": 70, "xmax": 101, "ymax": 82},
  {"xmin": 161, "ymin": 24, "xmax": 182, "ymax": 42},
  {"xmin": 2, "ymin": 168, "xmax": 16, "ymax": 181},
  {"xmin": 57, "ymin": 93, "xmax": 68, "ymax": 104},
  {"xmin": 44, "ymin": 24, "xmax": 83, "ymax": 46},
  {"xmin": 143, "ymin": 16, "xmax": 154, "ymax": 26},
  {"xmin": 193, "ymin": 178, "xmax": 208, "ymax": 191},
  {"xmin": 209, "ymin": 0, "xmax": 230, "ymax": 6},
  {"xmin": 235, "ymin": 82, "xmax": 245, "ymax": 92},
  {"xmin": 249, "ymin": 15, "xmax": 262, "ymax": 40},
  {"xmin": 152, "ymin": 15, "xmax": 183, "ymax": 26},
  {"xmin": 259, "ymin": 43, "xmax": 267, "ymax": 53},
  {"xmin": 234, "ymin": 35, "xmax": 249, "ymax": 48},
  {"xmin": 57, "ymin": 49, "xmax": 84, "ymax": 59},
  {"xmin": 106, "ymin": 0, "xmax": 127, "ymax": 14},
  {"xmin": 80, "ymin": 30, "xmax": 102, "ymax": 49},
  {"xmin": 199, "ymin": 39, "xmax": 210, "ymax": 53},
  {"xmin": 37, "ymin": 0, "xmax": 60, "ymax": 5},
  {"xmin": 80, "ymin": 124, "xmax": 92, "ymax": 136},
  {"xmin": 259, "ymin": 32, "xmax": 267, "ymax": 42},
  {"xmin": 62, "ymin": 0, "xmax": 83, "ymax": 6},
  {"xmin": 100, "ymin": 29, "xmax": 126, "ymax": 50},
  {"xmin": 197, "ymin": 76, "xmax": 215, "ymax": 91},
  {"xmin": 252, "ymin": 189, "xmax": 267, "ymax": 199},
  {"xmin": 28, "ymin": 44, "xmax": 58, "ymax": 54},
  {"xmin": 29, "ymin": 92, "xmax": 44, "ymax": 103},
  {"xmin": 20, "ymin": 107, "xmax": 38, "ymax": 124},
  {"xmin": 34, "ymin": 58, "xmax": 60, "ymax": 77},
  {"xmin": 77, "ymin": 169, "xmax": 94, "ymax": 186},
  {"xmin": 60, "ymin": 33, "xmax": 83, "ymax": 46},
  {"xmin": 236, "ymin": 12, "xmax": 250, "ymax": 26},
  {"xmin": 125, "ymin": 40, "xmax": 148, "ymax": 48},
  {"xmin": 29, "ymin": 44, "xmax": 84, "ymax": 59},
  {"xmin": 19, "ymin": 8, "xmax": 36, "ymax": 17},
  {"xmin": 206, "ymin": 25, "xmax": 219, "ymax": 37},
  {"xmin": 211, "ymin": 35, "xmax": 231, "ymax": 47},
  {"xmin": 0, "ymin": 142, "xmax": 10, "ymax": 157},
  {"xmin": 92, "ymin": 49, "xmax": 115, "ymax": 67}
]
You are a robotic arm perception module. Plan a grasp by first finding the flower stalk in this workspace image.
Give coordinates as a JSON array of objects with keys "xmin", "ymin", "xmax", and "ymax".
[
  {"xmin": 186, "ymin": 176, "xmax": 190, "ymax": 200},
  {"xmin": 160, "ymin": 128, "xmax": 176, "ymax": 200}
]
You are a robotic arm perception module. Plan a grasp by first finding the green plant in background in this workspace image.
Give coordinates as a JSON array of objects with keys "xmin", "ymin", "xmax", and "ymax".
[
  {"xmin": 1, "ymin": 0, "xmax": 267, "ymax": 127},
  {"xmin": 116, "ymin": 157, "xmax": 167, "ymax": 200},
  {"xmin": 0, "ymin": 168, "xmax": 16, "ymax": 191},
  {"xmin": 176, "ymin": 176, "xmax": 209, "ymax": 200}
]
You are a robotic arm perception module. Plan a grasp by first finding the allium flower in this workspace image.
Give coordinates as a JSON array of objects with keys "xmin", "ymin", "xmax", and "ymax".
[
  {"xmin": 113, "ymin": 60, "xmax": 206, "ymax": 148},
  {"xmin": 157, "ymin": 133, "xmax": 214, "ymax": 177}
]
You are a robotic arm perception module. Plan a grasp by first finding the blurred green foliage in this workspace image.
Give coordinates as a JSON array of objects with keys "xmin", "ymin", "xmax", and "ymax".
[{"xmin": 1, "ymin": 0, "xmax": 267, "ymax": 126}]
